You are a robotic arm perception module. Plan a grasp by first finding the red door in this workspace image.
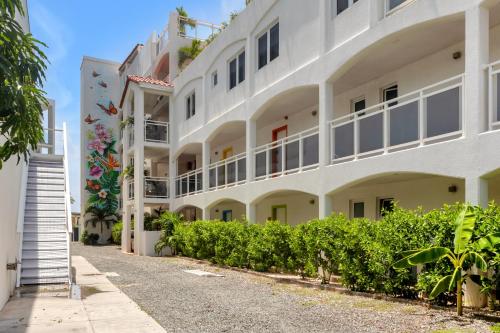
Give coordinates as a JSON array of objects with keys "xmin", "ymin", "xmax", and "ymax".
[{"xmin": 271, "ymin": 125, "xmax": 287, "ymax": 174}]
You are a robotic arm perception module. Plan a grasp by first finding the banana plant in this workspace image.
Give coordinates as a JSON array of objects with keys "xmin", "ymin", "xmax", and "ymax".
[{"xmin": 394, "ymin": 206, "xmax": 499, "ymax": 316}]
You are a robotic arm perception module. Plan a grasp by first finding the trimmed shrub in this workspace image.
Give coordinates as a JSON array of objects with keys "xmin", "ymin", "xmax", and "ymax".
[{"xmin": 112, "ymin": 221, "xmax": 122, "ymax": 245}]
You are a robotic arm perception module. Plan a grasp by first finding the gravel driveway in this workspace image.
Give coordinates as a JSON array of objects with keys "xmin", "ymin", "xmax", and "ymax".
[{"xmin": 72, "ymin": 243, "xmax": 497, "ymax": 333}]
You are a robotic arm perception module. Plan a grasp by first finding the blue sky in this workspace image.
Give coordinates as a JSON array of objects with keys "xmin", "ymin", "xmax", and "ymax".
[{"xmin": 28, "ymin": 0, "xmax": 246, "ymax": 212}]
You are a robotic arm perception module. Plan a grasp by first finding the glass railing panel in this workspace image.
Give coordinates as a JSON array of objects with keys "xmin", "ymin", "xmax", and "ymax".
[
  {"xmin": 144, "ymin": 178, "xmax": 169, "ymax": 198},
  {"xmin": 269, "ymin": 146, "xmax": 282, "ymax": 175},
  {"xmin": 333, "ymin": 122, "xmax": 354, "ymax": 160},
  {"xmin": 496, "ymin": 74, "xmax": 500, "ymax": 123},
  {"xmin": 426, "ymin": 87, "xmax": 460, "ymax": 138},
  {"xmin": 188, "ymin": 174, "xmax": 196, "ymax": 193},
  {"xmin": 145, "ymin": 121, "xmax": 168, "ymax": 143},
  {"xmin": 176, "ymin": 179, "xmax": 181, "ymax": 197},
  {"xmin": 255, "ymin": 151, "xmax": 267, "ymax": 178},
  {"xmin": 285, "ymin": 141, "xmax": 299, "ymax": 171},
  {"xmin": 209, "ymin": 168, "xmax": 216, "ymax": 188},
  {"xmin": 237, "ymin": 158, "xmax": 246, "ymax": 181},
  {"xmin": 359, "ymin": 113, "xmax": 383, "ymax": 154},
  {"xmin": 227, "ymin": 161, "xmax": 236, "ymax": 184},
  {"xmin": 303, "ymin": 133, "xmax": 319, "ymax": 166},
  {"xmin": 217, "ymin": 165, "xmax": 225, "ymax": 187},
  {"xmin": 196, "ymin": 172, "xmax": 202, "ymax": 192},
  {"xmin": 389, "ymin": 101, "xmax": 419, "ymax": 146}
]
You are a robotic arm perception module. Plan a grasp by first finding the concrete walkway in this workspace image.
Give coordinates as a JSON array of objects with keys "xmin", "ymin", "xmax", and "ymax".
[{"xmin": 0, "ymin": 256, "xmax": 165, "ymax": 333}]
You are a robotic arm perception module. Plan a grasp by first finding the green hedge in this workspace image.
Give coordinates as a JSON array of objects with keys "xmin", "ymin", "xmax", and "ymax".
[
  {"xmin": 112, "ymin": 221, "xmax": 122, "ymax": 245},
  {"xmin": 155, "ymin": 203, "xmax": 500, "ymax": 299}
]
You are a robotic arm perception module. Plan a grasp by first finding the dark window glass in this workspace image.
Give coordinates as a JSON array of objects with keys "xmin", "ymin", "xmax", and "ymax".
[
  {"xmin": 191, "ymin": 93, "xmax": 195, "ymax": 116},
  {"xmin": 238, "ymin": 51, "xmax": 245, "ymax": 83},
  {"xmin": 353, "ymin": 202, "xmax": 364, "ymax": 218},
  {"xmin": 229, "ymin": 58, "xmax": 237, "ymax": 89},
  {"xmin": 213, "ymin": 72, "xmax": 218, "ymax": 87},
  {"xmin": 389, "ymin": 0, "xmax": 406, "ymax": 10},
  {"xmin": 186, "ymin": 96, "xmax": 191, "ymax": 119},
  {"xmin": 258, "ymin": 32, "xmax": 267, "ymax": 69},
  {"xmin": 337, "ymin": 0, "xmax": 349, "ymax": 14},
  {"xmin": 353, "ymin": 99, "xmax": 366, "ymax": 113},
  {"xmin": 270, "ymin": 23, "xmax": 279, "ymax": 62}
]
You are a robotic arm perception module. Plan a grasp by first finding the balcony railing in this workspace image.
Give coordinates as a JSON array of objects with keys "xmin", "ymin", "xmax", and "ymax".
[
  {"xmin": 330, "ymin": 74, "xmax": 464, "ymax": 164},
  {"xmin": 253, "ymin": 127, "xmax": 319, "ymax": 181},
  {"xmin": 128, "ymin": 179, "xmax": 134, "ymax": 200},
  {"xmin": 209, "ymin": 153, "xmax": 246, "ymax": 190},
  {"xmin": 128, "ymin": 127, "xmax": 134, "ymax": 147},
  {"xmin": 145, "ymin": 120, "xmax": 169, "ymax": 144},
  {"xmin": 144, "ymin": 177, "xmax": 169, "ymax": 199},
  {"xmin": 175, "ymin": 168, "xmax": 203, "ymax": 198},
  {"xmin": 178, "ymin": 16, "xmax": 222, "ymax": 41},
  {"xmin": 37, "ymin": 128, "xmax": 64, "ymax": 155},
  {"xmin": 488, "ymin": 60, "xmax": 500, "ymax": 131}
]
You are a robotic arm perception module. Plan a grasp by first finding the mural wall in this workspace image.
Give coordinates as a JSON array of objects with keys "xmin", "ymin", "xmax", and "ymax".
[{"xmin": 80, "ymin": 57, "xmax": 121, "ymax": 238}]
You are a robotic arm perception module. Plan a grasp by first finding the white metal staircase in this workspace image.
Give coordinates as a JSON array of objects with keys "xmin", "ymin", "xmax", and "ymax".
[{"xmin": 17, "ymin": 124, "xmax": 72, "ymax": 286}]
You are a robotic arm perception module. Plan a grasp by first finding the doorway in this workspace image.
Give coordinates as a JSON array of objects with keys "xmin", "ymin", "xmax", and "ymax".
[
  {"xmin": 271, "ymin": 125, "xmax": 287, "ymax": 174},
  {"xmin": 222, "ymin": 147, "xmax": 233, "ymax": 160},
  {"xmin": 222, "ymin": 210, "xmax": 233, "ymax": 222},
  {"xmin": 271, "ymin": 205, "xmax": 287, "ymax": 223}
]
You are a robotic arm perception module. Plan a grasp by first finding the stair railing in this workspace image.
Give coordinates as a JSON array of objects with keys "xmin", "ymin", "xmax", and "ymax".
[{"xmin": 62, "ymin": 122, "xmax": 73, "ymax": 285}]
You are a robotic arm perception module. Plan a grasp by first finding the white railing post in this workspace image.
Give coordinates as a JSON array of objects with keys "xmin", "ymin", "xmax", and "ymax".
[
  {"xmin": 62, "ymin": 122, "xmax": 72, "ymax": 285},
  {"xmin": 329, "ymin": 124, "xmax": 334, "ymax": 164},
  {"xmin": 418, "ymin": 90, "xmax": 425, "ymax": 144},
  {"xmin": 354, "ymin": 116, "xmax": 359, "ymax": 159},
  {"xmin": 488, "ymin": 66, "xmax": 494, "ymax": 131},
  {"xmin": 265, "ymin": 149, "xmax": 270, "ymax": 179},
  {"xmin": 224, "ymin": 162, "xmax": 228, "ymax": 187},
  {"xmin": 299, "ymin": 135, "xmax": 304, "ymax": 171},
  {"xmin": 383, "ymin": 105, "xmax": 389, "ymax": 153},
  {"xmin": 281, "ymin": 139, "xmax": 285, "ymax": 175}
]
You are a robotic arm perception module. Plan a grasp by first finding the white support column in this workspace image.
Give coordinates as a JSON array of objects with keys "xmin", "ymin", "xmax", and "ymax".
[
  {"xmin": 202, "ymin": 207, "xmax": 210, "ymax": 220},
  {"xmin": 168, "ymin": 96, "xmax": 177, "ymax": 203},
  {"xmin": 319, "ymin": 193, "xmax": 333, "ymax": 219},
  {"xmin": 319, "ymin": 0, "xmax": 329, "ymax": 54},
  {"xmin": 133, "ymin": 87, "xmax": 145, "ymax": 256},
  {"xmin": 465, "ymin": 5, "xmax": 489, "ymax": 136},
  {"xmin": 202, "ymin": 141, "xmax": 211, "ymax": 192},
  {"xmin": 319, "ymin": 81, "xmax": 334, "ymax": 167},
  {"xmin": 245, "ymin": 203, "xmax": 256, "ymax": 224},
  {"xmin": 466, "ymin": 177, "xmax": 489, "ymax": 208},
  {"xmin": 246, "ymin": 119, "xmax": 256, "ymax": 183},
  {"xmin": 122, "ymin": 204, "xmax": 132, "ymax": 253}
]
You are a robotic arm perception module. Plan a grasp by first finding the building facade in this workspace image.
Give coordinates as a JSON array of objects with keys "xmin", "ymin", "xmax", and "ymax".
[{"xmin": 81, "ymin": 0, "xmax": 500, "ymax": 256}]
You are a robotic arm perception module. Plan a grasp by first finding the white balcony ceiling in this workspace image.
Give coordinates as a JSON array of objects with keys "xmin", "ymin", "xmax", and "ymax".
[{"xmin": 334, "ymin": 14, "xmax": 465, "ymax": 94}]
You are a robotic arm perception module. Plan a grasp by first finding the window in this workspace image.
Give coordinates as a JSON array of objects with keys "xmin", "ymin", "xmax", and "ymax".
[
  {"xmin": 383, "ymin": 84, "xmax": 398, "ymax": 107},
  {"xmin": 351, "ymin": 201, "xmax": 365, "ymax": 218},
  {"xmin": 257, "ymin": 22, "xmax": 279, "ymax": 70},
  {"xmin": 378, "ymin": 198, "xmax": 394, "ymax": 218},
  {"xmin": 336, "ymin": 0, "xmax": 359, "ymax": 15},
  {"xmin": 351, "ymin": 96, "xmax": 366, "ymax": 114},
  {"xmin": 186, "ymin": 91, "xmax": 195, "ymax": 119},
  {"xmin": 258, "ymin": 33, "xmax": 267, "ymax": 69},
  {"xmin": 229, "ymin": 50, "xmax": 245, "ymax": 90},
  {"xmin": 388, "ymin": 0, "xmax": 407, "ymax": 11},
  {"xmin": 211, "ymin": 71, "xmax": 218, "ymax": 88}
]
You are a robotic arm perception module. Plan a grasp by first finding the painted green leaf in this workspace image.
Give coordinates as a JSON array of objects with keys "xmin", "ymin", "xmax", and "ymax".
[
  {"xmin": 454, "ymin": 206, "xmax": 476, "ymax": 254},
  {"xmin": 429, "ymin": 274, "xmax": 453, "ymax": 299}
]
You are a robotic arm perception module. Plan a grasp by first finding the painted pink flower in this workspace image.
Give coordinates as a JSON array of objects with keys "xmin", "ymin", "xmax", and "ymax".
[
  {"xmin": 97, "ymin": 129, "xmax": 111, "ymax": 143},
  {"xmin": 89, "ymin": 165, "xmax": 103, "ymax": 178},
  {"xmin": 95, "ymin": 124, "xmax": 105, "ymax": 132},
  {"xmin": 87, "ymin": 139, "xmax": 105, "ymax": 155}
]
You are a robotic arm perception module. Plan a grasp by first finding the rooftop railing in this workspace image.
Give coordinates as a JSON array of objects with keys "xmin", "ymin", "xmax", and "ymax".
[
  {"xmin": 253, "ymin": 127, "xmax": 319, "ymax": 181},
  {"xmin": 37, "ymin": 128, "xmax": 64, "ymax": 156},
  {"xmin": 330, "ymin": 74, "xmax": 464, "ymax": 164},
  {"xmin": 177, "ymin": 16, "xmax": 222, "ymax": 41}
]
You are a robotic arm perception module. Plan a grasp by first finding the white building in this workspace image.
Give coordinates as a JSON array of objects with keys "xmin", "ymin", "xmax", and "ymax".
[{"xmin": 81, "ymin": 0, "xmax": 500, "ymax": 256}]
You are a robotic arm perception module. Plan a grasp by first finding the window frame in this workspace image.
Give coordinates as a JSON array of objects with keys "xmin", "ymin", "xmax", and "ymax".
[
  {"xmin": 256, "ymin": 20, "xmax": 279, "ymax": 71},
  {"xmin": 377, "ymin": 197, "xmax": 395, "ymax": 219},
  {"xmin": 350, "ymin": 200, "xmax": 365, "ymax": 219},
  {"xmin": 350, "ymin": 96, "xmax": 366, "ymax": 114},
  {"xmin": 228, "ymin": 49, "xmax": 246, "ymax": 91},
  {"xmin": 333, "ymin": 0, "xmax": 359, "ymax": 17},
  {"xmin": 211, "ymin": 70, "xmax": 218, "ymax": 88},
  {"xmin": 381, "ymin": 83, "xmax": 399, "ymax": 107},
  {"xmin": 185, "ymin": 91, "xmax": 196, "ymax": 120}
]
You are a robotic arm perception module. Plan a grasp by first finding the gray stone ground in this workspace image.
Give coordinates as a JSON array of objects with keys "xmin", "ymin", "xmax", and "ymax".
[{"xmin": 72, "ymin": 243, "xmax": 498, "ymax": 333}]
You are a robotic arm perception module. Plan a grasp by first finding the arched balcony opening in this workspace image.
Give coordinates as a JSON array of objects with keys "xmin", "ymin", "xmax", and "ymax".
[
  {"xmin": 327, "ymin": 173, "xmax": 464, "ymax": 220},
  {"xmin": 176, "ymin": 205, "xmax": 203, "ymax": 222},
  {"xmin": 328, "ymin": 15, "xmax": 467, "ymax": 164},
  {"xmin": 252, "ymin": 190, "xmax": 319, "ymax": 226},
  {"xmin": 252, "ymin": 85, "xmax": 320, "ymax": 181},
  {"xmin": 206, "ymin": 199, "xmax": 246, "ymax": 222},
  {"xmin": 206, "ymin": 121, "xmax": 247, "ymax": 191},
  {"xmin": 154, "ymin": 53, "xmax": 170, "ymax": 82}
]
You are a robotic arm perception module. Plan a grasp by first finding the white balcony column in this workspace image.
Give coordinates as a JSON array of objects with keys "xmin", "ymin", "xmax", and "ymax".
[
  {"xmin": 246, "ymin": 119, "xmax": 256, "ymax": 182},
  {"xmin": 133, "ymin": 86, "xmax": 145, "ymax": 256},
  {"xmin": 464, "ymin": 5, "xmax": 489, "ymax": 136},
  {"xmin": 122, "ymin": 204, "xmax": 132, "ymax": 253},
  {"xmin": 245, "ymin": 203, "xmax": 256, "ymax": 224},
  {"xmin": 319, "ymin": 0, "xmax": 329, "ymax": 54},
  {"xmin": 369, "ymin": 0, "xmax": 385, "ymax": 26},
  {"xmin": 466, "ymin": 177, "xmax": 489, "ymax": 208},
  {"xmin": 168, "ymin": 96, "xmax": 176, "ymax": 200},
  {"xmin": 202, "ymin": 141, "xmax": 211, "ymax": 192},
  {"xmin": 202, "ymin": 207, "xmax": 210, "ymax": 220},
  {"xmin": 319, "ymin": 81, "xmax": 334, "ymax": 166},
  {"xmin": 319, "ymin": 193, "xmax": 333, "ymax": 219}
]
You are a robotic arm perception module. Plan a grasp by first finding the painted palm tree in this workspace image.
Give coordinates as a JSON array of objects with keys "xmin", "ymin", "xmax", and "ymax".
[{"xmin": 85, "ymin": 206, "xmax": 118, "ymax": 234}]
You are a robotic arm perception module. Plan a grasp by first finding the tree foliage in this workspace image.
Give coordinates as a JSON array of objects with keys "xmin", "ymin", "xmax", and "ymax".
[{"xmin": 0, "ymin": 0, "xmax": 48, "ymax": 168}]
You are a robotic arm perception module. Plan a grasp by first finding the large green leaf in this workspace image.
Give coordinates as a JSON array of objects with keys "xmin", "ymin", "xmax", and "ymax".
[
  {"xmin": 454, "ymin": 207, "xmax": 476, "ymax": 254},
  {"xmin": 449, "ymin": 267, "xmax": 461, "ymax": 290},
  {"xmin": 393, "ymin": 247, "xmax": 450, "ymax": 269},
  {"xmin": 476, "ymin": 233, "xmax": 500, "ymax": 252},
  {"xmin": 429, "ymin": 274, "xmax": 453, "ymax": 299},
  {"xmin": 466, "ymin": 252, "xmax": 488, "ymax": 272}
]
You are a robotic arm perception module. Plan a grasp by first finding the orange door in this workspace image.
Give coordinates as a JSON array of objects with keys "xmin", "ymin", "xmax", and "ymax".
[{"xmin": 271, "ymin": 125, "xmax": 287, "ymax": 174}]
